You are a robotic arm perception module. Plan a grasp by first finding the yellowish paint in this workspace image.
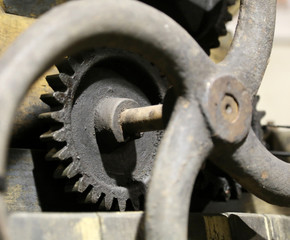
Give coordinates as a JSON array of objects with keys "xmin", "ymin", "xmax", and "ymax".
[
  {"xmin": 0, "ymin": 0, "xmax": 4, "ymax": 10},
  {"xmin": 204, "ymin": 215, "xmax": 232, "ymax": 240},
  {"xmin": 0, "ymin": 11, "xmax": 58, "ymax": 133},
  {"xmin": 4, "ymin": 184, "xmax": 22, "ymax": 212},
  {"xmin": 74, "ymin": 217, "xmax": 101, "ymax": 240}
]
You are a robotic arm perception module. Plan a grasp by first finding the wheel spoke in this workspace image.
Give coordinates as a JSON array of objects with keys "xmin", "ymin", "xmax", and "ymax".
[
  {"xmin": 145, "ymin": 97, "xmax": 213, "ymax": 239},
  {"xmin": 211, "ymin": 129, "xmax": 290, "ymax": 207},
  {"xmin": 0, "ymin": 0, "xmax": 216, "ymax": 178},
  {"xmin": 218, "ymin": 0, "xmax": 276, "ymax": 96}
]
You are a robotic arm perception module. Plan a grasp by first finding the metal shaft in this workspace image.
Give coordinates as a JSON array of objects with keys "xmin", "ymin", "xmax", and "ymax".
[{"xmin": 120, "ymin": 104, "xmax": 163, "ymax": 134}]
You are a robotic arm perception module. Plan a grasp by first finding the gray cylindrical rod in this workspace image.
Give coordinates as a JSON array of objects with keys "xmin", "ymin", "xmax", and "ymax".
[{"xmin": 120, "ymin": 104, "xmax": 163, "ymax": 134}]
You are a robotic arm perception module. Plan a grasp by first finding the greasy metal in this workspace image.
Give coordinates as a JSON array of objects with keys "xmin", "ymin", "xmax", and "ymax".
[
  {"xmin": 0, "ymin": 0, "xmax": 287, "ymax": 240},
  {"xmin": 120, "ymin": 104, "xmax": 164, "ymax": 135}
]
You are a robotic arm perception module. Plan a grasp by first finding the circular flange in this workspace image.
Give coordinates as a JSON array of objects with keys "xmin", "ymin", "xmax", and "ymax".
[{"xmin": 206, "ymin": 76, "xmax": 252, "ymax": 143}]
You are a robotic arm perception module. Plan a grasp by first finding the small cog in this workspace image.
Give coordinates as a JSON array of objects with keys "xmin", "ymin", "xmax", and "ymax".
[{"xmin": 40, "ymin": 48, "xmax": 168, "ymax": 211}]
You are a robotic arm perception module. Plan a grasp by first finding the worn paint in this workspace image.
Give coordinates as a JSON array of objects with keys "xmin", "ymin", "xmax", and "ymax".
[
  {"xmin": 204, "ymin": 215, "xmax": 232, "ymax": 240},
  {"xmin": 0, "ymin": 11, "xmax": 57, "ymax": 146},
  {"xmin": 74, "ymin": 217, "xmax": 101, "ymax": 240}
]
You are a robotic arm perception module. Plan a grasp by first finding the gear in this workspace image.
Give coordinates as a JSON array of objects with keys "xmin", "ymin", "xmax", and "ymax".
[
  {"xmin": 140, "ymin": 0, "xmax": 235, "ymax": 53},
  {"xmin": 40, "ymin": 1, "xmax": 236, "ymax": 211},
  {"xmin": 40, "ymin": 48, "xmax": 168, "ymax": 211}
]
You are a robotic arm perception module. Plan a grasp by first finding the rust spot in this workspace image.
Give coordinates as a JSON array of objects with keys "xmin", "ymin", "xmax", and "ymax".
[{"xmin": 261, "ymin": 171, "xmax": 268, "ymax": 180}]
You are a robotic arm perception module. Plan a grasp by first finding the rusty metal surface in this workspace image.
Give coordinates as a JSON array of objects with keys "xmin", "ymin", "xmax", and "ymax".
[
  {"xmin": 0, "ymin": 0, "xmax": 287, "ymax": 239},
  {"xmin": 120, "ymin": 105, "xmax": 164, "ymax": 134}
]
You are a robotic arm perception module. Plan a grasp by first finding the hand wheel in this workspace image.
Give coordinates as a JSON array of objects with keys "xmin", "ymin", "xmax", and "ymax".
[{"xmin": 0, "ymin": 0, "xmax": 288, "ymax": 239}]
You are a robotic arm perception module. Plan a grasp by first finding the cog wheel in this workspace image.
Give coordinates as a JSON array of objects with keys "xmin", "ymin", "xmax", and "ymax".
[
  {"xmin": 39, "ymin": 1, "xmax": 236, "ymax": 211},
  {"xmin": 40, "ymin": 48, "xmax": 168, "ymax": 211},
  {"xmin": 140, "ymin": 0, "xmax": 236, "ymax": 53}
]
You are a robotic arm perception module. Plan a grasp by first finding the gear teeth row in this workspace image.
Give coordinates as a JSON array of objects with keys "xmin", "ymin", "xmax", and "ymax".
[
  {"xmin": 85, "ymin": 188, "xmax": 103, "ymax": 204},
  {"xmin": 53, "ymin": 146, "xmax": 71, "ymax": 161},
  {"xmin": 54, "ymin": 164, "xmax": 69, "ymax": 179},
  {"xmin": 76, "ymin": 176, "xmax": 91, "ymax": 193},
  {"xmin": 40, "ymin": 52, "xmax": 150, "ymax": 211},
  {"xmin": 62, "ymin": 161, "xmax": 80, "ymax": 179},
  {"xmin": 45, "ymin": 147, "xmax": 69, "ymax": 161},
  {"xmin": 39, "ymin": 110, "xmax": 65, "ymax": 123},
  {"xmin": 59, "ymin": 73, "xmax": 73, "ymax": 87},
  {"xmin": 46, "ymin": 74, "xmax": 67, "ymax": 91},
  {"xmin": 40, "ymin": 92, "xmax": 66, "ymax": 106},
  {"xmin": 40, "ymin": 127, "xmax": 67, "ymax": 142},
  {"xmin": 118, "ymin": 198, "xmax": 127, "ymax": 212},
  {"xmin": 104, "ymin": 195, "xmax": 114, "ymax": 210}
]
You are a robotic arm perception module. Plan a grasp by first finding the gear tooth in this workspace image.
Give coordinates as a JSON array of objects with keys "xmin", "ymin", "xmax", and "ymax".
[
  {"xmin": 63, "ymin": 161, "xmax": 80, "ymax": 178},
  {"xmin": 104, "ymin": 194, "xmax": 114, "ymax": 210},
  {"xmin": 53, "ymin": 92, "xmax": 67, "ymax": 104},
  {"xmin": 64, "ymin": 179, "xmax": 81, "ymax": 192},
  {"xmin": 85, "ymin": 189, "xmax": 102, "ymax": 203},
  {"xmin": 40, "ymin": 93, "xmax": 65, "ymax": 107},
  {"xmin": 39, "ymin": 112, "xmax": 53, "ymax": 120},
  {"xmin": 40, "ymin": 130, "xmax": 54, "ymax": 141},
  {"xmin": 52, "ymin": 110, "xmax": 66, "ymax": 122},
  {"xmin": 46, "ymin": 74, "xmax": 67, "ymax": 91},
  {"xmin": 258, "ymin": 111, "xmax": 266, "ymax": 119},
  {"xmin": 53, "ymin": 164, "xmax": 67, "ymax": 178},
  {"xmin": 53, "ymin": 146, "xmax": 71, "ymax": 161},
  {"xmin": 118, "ymin": 198, "xmax": 127, "ymax": 211},
  {"xmin": 40, "ymin": 128, "xmax": 66, "ymax": 142},
  {"xmin": 84, "ymin": 190, "xmax": 94, "ymax": 203},
  {"xmin": 39, "ymin": 111, "xmax": 64, "ymax": 123},
  {"xmin": 78, "ymin": 176, "xmax": 90, "ymax": 193},
  {"xmin": 53, "ymin": 128, "xmax": 67, "ymax": 142},
  {"xmin": 59, "ymin": 73, "xmax": 73, "ymax": 87},
  {"xmin": 45, "ymin": 148, "xmax": 58, "ymax": 161}
]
